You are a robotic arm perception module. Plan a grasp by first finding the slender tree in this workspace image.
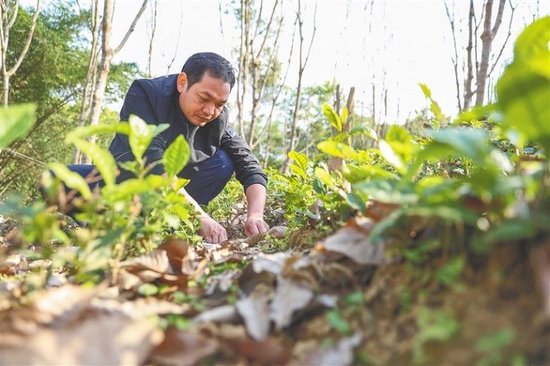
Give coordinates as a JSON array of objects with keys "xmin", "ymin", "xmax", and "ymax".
[
  {"xmin": 0, "ymin": 0, "xmax": 40, "ymax": 106},
  {"xmin": 281, "ymin": 0, "xmax": 317, "ymax": 173}
]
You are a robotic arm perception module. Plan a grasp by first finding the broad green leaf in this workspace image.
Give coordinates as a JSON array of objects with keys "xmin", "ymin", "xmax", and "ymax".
[
  {"xmin": 419, "ymin": 83, "xmax": 432, "ymax": 98},
  {"xmin": 343, "ymin": 163, "xmax": 397, "ymax": 183},
  {"xmin": 385, "ymin": 125, "xmax": 416, "ymax": 166},
  {"xmin": 0, "ymin": 103, "xmax": 36, "ymax": 148},
  {"xmin": 322, "ymin": 103, "xmax": 342, "ymax": 132},
  {"xmin": 340, "ymin": 106, "xmax": 349, "ymax": 127},
  {"xmin": 349, "ymin": 125, "xmax": 378, "ymax": 140},
  {"xmin": 102, "ymin": 175, "xmax": 166, "ymax": 201},
  {"xmin": 49, "ymin": 162, "xmax": 93, "ymax": 200},
  {"xmin": 317, "ymin": 140, "xmax": 357, "ymax": 159},
  {"xmin": 66, "ymin": 123, "xmax": 130, "ymax": 142},
  {"xmin": 353, "ymin": 180, "xmax": 418, "ymax": 205},
  {"xmin": 429, "ymin": 128, "xmax": 489, "ymax": 163},
  {"xmin": 419, "ymin": 83, "xmax": 444, "ymax": 127},
  {"xmin": 128, "ymin": 115, "xmax": 169, "ymax": 163},
  {"xmin": 288, "ymin": 150, "xmax": 308, "ymax": 170},
  {"xmin": 513, "ymin": 16, "xmax": 550, "ymax": 62},
  {"xmin": 497, "ymin": 64, "xmax": 550, "ymax": 152},
  {"xmin": 496, "ymin": 16, "xmax": 550, "ymax": 152},
  {"xmin": 71, "ymin": 139, "xmax": 117, "ymax": 186},
  {"xmin": 289, "ymin": 164, "xmax": 307, "ymax": 180},
  {"xmin": 379, "ymin": 139, "xmax": 404, "ymax": 173},
  {"xmin": 129, "ymin": 115, "xmax": 152, "ymax": 162},
  {"xmin": 314, "ymin": 167, "xmax": 335, "ymax": 188},
  {"xmin": 162, "ymin": 135, "xmax": 190, "ymax": 177}
]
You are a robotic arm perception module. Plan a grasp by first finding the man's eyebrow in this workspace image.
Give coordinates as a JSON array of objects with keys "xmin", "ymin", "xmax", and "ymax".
[{"xmin": 198, "ymin": 91, "xmax": 227, "ymax": 104}]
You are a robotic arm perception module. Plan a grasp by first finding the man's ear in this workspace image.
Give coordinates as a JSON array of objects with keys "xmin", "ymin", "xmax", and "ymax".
[{"xmin": 176, "ymin": 72, "xmax": 188, "ymax": 93}]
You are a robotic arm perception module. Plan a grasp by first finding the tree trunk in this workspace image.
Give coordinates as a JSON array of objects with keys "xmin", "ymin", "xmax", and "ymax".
[
  {"xmin": 475, "ymin": 0, "xmax": 506, "ymax": 106},
  {"xmin": 0, "ymin": 0, "xmax": 40, "ymax": 106},
  {"xmin": 147, "ymin": 0, "xmax": 157, "ymax": 78},
  {"xmin": 281, "ymin": 0, "xmax": 317, "ymax": 173},
  {"xmin": 88, "ymin": 0, "xmax": 115, "ymax": 147},
  {"xmin": 463, "ymin": 0, "xmax": 475, "ymax": 110},
  {"xmin": 84, "ymin": 0, "xmax": 148, "ymax": 160}
]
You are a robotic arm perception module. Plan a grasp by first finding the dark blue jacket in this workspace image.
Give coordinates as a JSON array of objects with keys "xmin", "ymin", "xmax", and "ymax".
[{"xmin": 108, "ymin": 74, "xmax": 267, "ymax": 189}]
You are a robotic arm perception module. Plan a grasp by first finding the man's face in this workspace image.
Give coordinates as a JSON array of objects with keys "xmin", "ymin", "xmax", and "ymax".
[{"xmin": 177, "ymin": 72, "xmax": 230, "ymax": 127}]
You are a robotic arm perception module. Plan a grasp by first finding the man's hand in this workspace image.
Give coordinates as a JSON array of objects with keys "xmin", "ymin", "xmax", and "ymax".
[
  {"xmin": 199, "ymin": 215, "xmax": 228, "ymax": 243},
  {"xmin": 244, "ymin": 213, "xmax": 269, "ymax": 237}
]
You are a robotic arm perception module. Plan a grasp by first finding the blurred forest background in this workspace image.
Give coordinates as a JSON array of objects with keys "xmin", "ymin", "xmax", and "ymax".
[{"xmin": 0, "ymin": 0, "xmax": 546, "ymax": 198}]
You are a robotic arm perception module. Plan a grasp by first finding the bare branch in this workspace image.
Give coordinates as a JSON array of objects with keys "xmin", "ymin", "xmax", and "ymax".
[
  {"xmin": 113, "ymin": 0, "xmax": 148, "ymax": 55},
  {"xmin": 7, "ymin": 0, "xmax": 40, "ymax": 77}
]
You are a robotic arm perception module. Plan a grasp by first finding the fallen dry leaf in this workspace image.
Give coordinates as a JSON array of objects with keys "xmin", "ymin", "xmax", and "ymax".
[
  {"xmin": 322, "ymin": 217, "xmax": 386, "ymax": 265},
  {"xmin": 270, "ymin": 276, "xmax": 314, "ymax": 330},
  {"xmin": 151, "ymin": 327, "xmax": 218, "ymax": 366},
  {"xmin": 0, "ymin": 311, "xmax": 162, "ymax": 366},
  {"xmin": 222, "ymin": 335, "xmax": 292, "ymax": 365},
  {"xmin": 236, "ymin": 284, "xmax": 273, "ymax": 340},
  {"xmin": 293, "ymin": 332, "xmax": 362, "ymax": 366},
  {"xmin": 252, "ymin": 252, "xmax": 293, "ymax": 275}
]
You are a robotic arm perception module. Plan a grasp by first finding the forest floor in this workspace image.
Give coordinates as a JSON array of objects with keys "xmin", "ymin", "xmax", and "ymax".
[{"xmin": 0, "ymin": 211, "xmax": 549, "ymax": 365}]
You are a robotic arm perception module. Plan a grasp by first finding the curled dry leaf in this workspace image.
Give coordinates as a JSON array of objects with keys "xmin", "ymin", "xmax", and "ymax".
[
  {"xmin": 365, "ymin": 200, "xmax": 400, "ymax": 222},
  {"xmin": 151, "ymin": 327, "xmax": 218, "ymax": 366},
  {"xmin": 31, "ymin": 285, "xmax": 97, "ymax": 326},
  {"xmin": 321, "ymin": 217, "xmax": 386, "ymax": 265},
  {"xmin": 252, "ymin": 252, "xmax": 293, "ymax": 276},
  {"xmin": 236, "ymin": 284, "xmax": 273, "ymax": 341},
  {"xmin": 222, "ymin": 336, "xmax": 292, "ymax": 365},
  {"xmin": 270, "ymin": 276, "xmax": 314, "ymax": 330},
  {"xmin": 0, "ymin": 254, "xmax": 29, "ymax": 275},
  {"xmin": 122, "ymin": 247, "xmax": 188, "ymax": 289},
  {"xmin": 268, "ymin": 225, "xmax": 288, "ymax": 239},
  {"xmin": 192, "ymin": 304, "xmax": 239, "ymax": 324},
  {"xmin": 294, "ymin": 332, "xmax": 363, "ymax": 366},
  {"xmin": 158, "ymin": 237, "xmax": 189, "ymax": 273}
]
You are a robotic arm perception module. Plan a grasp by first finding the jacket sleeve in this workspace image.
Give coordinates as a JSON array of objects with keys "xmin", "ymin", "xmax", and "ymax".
[
  {"xmin": 220, "ymin": 126, "xmax": 268, "ymax": 190},
  {"xmin": 109, "ymin": 79, "xmax": 168, "ymax": 176}
]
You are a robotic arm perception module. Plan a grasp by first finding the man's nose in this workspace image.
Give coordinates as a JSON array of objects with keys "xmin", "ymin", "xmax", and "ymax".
[{"xmin": 203, "ymin": 103, "xmax": 215, "ymax": 116}]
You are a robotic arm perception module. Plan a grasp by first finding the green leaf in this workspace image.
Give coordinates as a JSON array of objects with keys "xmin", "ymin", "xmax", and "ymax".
[
  {"xmin": 0, "ymin": 104, "xmax": 36, "ymax": 148},
  {"xmin": 162, "ymin": 135, "xmax": 190, "ymax": 177},
  {"xmin": 343, "ymin": 163, "xmax": 398, "ymax": 183},
  {"xmin": 66, "ymin": 123, "xmax": 130, "ymax": 142},
  {"xmin": 419, "ymin": 83, "xmax": 432, "ymax": 98},
  {"xmin": 496, "ymin": 16, "xmax": 550, "ymax": 152},
  {"xmin": 128, "ymin": 115, "xmax": 169, "ymax": 163},
  {"xmin": 379, "ymin": 139, "xmax": 404, "ymax": 173},
  {"xmin": 138, "ymin": 283, "xmax": 159, "ymax": 297},
  {"xmin": 513, "ymin": 16, "xmax": 550, "ymax": 63},
  {"xmin": 314, "ymin": 167, "xmax": 335, "ymax": 188},
  {"xmin": 322, "ymin": 103, "xmax": 342, "ymax": 132},
  {"xmin": 49, "ymin": 162, "xmax": 93, "ymax": 200},
  {"xmin": 340, "ymin": 106, "xmax": 349, "ymax": 127},
  {"xmin": 102, "ymin": 175, "xmax": 166, "ymax": 201},
  {"xmin": 326, "ymin": 310, "xmax": 350, "ymax": 334},
  {"xmin": 288, "ymin": 150, "xmax": 308, "ymax": 170},
  {"xmin": 317, "ymin": 140, "xmax": 357, "ymax": 159},
  {"xmin": 430, "ymin": 128, "xmax": 489, "ymax": 163},
  {"xmin": 71, "ymin": 139, "xmax": 117, "ymax": 186}
]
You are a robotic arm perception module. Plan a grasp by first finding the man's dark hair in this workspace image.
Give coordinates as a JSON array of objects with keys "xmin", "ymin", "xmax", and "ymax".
[{"xmin": 181, "ymin": 52, "xmax": 236, "ymax": 90}]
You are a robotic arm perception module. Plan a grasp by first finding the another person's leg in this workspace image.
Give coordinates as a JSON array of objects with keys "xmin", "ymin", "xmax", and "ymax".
[{"xmin": 180, "ymin": 149, "xmax": 234, "ymax": 205}]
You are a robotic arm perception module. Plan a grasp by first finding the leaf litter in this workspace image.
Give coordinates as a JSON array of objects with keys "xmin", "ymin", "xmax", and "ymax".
[{"xmin": 1, "ymin": 212, "xmax": 549, "ymax": 365}]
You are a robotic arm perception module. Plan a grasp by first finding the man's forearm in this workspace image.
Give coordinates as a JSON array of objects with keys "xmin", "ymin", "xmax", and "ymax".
[{"xmin": 245, "ymin": 183, "xmax": 267, "ymax": 218}]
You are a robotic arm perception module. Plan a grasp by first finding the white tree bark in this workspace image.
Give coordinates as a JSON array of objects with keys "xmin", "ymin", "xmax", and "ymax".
[{"xmin": 0, "ymin": 0, "xmax": 40, "ymax": 106}]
